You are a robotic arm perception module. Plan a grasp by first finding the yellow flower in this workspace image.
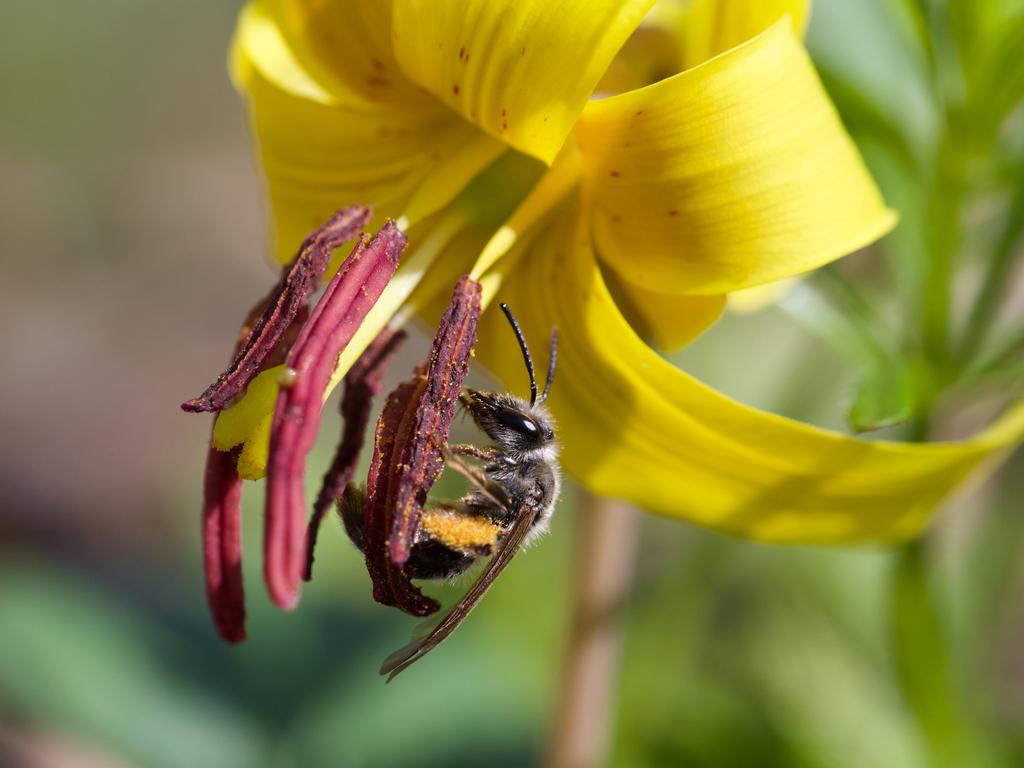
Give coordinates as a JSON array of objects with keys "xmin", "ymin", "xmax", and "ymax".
[{"xmin": 213, "ymin": 0, "xmax": 1024, "ymax": 546}]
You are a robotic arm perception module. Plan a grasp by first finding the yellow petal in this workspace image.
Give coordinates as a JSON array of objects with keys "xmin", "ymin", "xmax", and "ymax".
[
  {"xmin": 390, "ymin": 0, "xmax": 654, "ymax": 164},
  {"xmin": 212, "ymin": 366, "xmax": 283, "ymax": 454},
  {"xmin": 476, "ymin": 204, "xmax": 1024, "ymax": 545},
  {"xmin": 595, "ymin": 8, "xmax": 688, "ymax": 97},
  {"xmin": 604, "ymin": 273, "xmax": 726, "ymax": 351},
  {"xmin": 683, "ymin": 0, "xmax": 809, "ymax": 69},
  {"xmin": 232, "ymin": 0, "xmax": 503, "ymax": 263},
  {"xmin": 575, "ymin": 21, "xmax": 896, "ymax": 296},
  {"xmin": 254, "ymin": 0, "xmax": 415, "ymax": 105}
]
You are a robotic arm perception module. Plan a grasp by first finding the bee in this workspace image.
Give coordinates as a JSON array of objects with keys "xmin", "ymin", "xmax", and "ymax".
[{"xmin": 339, "ymin": 304, "xmax": 560, "ymax": 679}]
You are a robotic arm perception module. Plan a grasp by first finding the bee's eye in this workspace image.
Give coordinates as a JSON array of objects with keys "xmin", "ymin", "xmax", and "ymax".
[{"xmin": 496, "ymin": 408, "xmax": 540, "ymax": 439}]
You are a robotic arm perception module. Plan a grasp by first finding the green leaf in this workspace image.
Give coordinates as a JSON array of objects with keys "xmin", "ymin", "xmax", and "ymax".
[
  {"xmin": 967, "ymin": 14, "xmax": 1024, "ymax": 140},
  {"xmin": 0, "ymin": 561, "xmax": 268, "ymax": 768},
  {"xmin": 849, "ymin": 363, "xmax": 915, "ymax": 432}
]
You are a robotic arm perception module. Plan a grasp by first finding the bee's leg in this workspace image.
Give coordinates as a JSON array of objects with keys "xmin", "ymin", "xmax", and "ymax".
[
  {"xmin": 442, "ymin": 447, "xmax": 511, "ymax": 509},
  {"xmin": 337, "ymin": 482, "xmax": 368, "ymax": 552},
  {"xmin": 446, "ymin": 443, "xmax": 500, "ymax": 463}
]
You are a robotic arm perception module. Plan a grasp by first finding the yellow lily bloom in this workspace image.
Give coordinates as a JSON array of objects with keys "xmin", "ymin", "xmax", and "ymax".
[{"xmin": 213, "ymin": 0, "xmax": 1023, "ymax": 545}]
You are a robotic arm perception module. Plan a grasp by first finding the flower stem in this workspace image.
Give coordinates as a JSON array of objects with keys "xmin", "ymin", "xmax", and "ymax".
[
  {"xmin": 544, "ymin": 494, "xmax": 638, "ymax": 768},
  {"xmin": 920, "ymin": 136, "xmax": 963, "ymax": 379},
  {"xmin": 890, "ymin": 420, "xmax": 993, "ymax": 767},
  {"xmin": 957, "ymin": 182, "xmax": 1024, "ymax": 369},
  {"xmin": 890, "ymin": 538, "xmax": 974, "ymax": 768}
]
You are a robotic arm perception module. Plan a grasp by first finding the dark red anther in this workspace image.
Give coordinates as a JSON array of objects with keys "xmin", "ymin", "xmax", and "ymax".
[
  {"xmin": 389, "ymin": 276, "xmax": 481, "ymax": 565},
  {"xmin": 202, "ymin": 444, "xmax": 246, "ymax": 644},
  {"xmin": 304, "ymin": 326, "xmax": 406, "ymax": 581},
  {"xmin": 363, "ymin": 372, "xmax": 440, "ymax": 616},
  {"xmin": 182, "ymin": 205, "xmax": 371, "ymax": 413},
  {"xmin": 265, "ymin": 221, "xmax": 406, "ymax": 610},
  {"xmin": 361, "ymin": 276, "xmax": 482, "ymax": 616}
]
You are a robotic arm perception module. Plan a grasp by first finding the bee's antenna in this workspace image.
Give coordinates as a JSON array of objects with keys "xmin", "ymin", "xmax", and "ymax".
[
  {"xmin": 500, "ymin": 303, "xmax": 537, "ymax": 406},
  {"xmin": 539, "ymin": 328, "xmax": 557, "ymax": 404}
]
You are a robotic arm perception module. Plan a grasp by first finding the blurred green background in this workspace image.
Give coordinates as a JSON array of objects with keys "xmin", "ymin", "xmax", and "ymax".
[{"xmin": 1, "ymin": 1, "xmax": 1022, "ymax": 766}]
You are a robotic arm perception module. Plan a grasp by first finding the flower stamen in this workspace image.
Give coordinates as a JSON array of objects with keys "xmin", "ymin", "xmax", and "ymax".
[
  {"xmin": 362, "ymin": 276, "xmax": 482, "ymax": 616},
  {"xmin": 182, "ymin": 205, "xmax": 372, "ymax": 413},
  {"xmin": 265, "ymin": 220, "xmax": 407, "ymax": 610},
  {"xmin": 363, "ymin": 371, "xmax": 439, "ymax": 616},
  {"xmin": 304, "ymin": 325, "xmax": 406, "ymax": 582},
  {"xmin": 201, "ymin": 443, "xmax": 246, "ymax": 643}
]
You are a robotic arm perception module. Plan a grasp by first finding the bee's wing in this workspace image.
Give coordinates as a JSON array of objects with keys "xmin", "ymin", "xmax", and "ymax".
[{"xmin": 380, "ymin": 503, "xmax": 536, "ymax": 681}]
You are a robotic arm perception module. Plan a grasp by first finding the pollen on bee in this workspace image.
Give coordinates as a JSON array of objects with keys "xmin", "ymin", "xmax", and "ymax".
[{"xmin": 422, "ymin": 509, "xmax": 500, "ymax": 550}]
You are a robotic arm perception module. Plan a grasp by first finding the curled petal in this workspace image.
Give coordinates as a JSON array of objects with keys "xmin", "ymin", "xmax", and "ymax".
[
  {"xmin": 202, "ymin": 445, "xmax": 246, "ymax": 644},
  {"xmin": 682, "ymin": 0, "xmax": 809, "ymax": 68},
  {"xmin": 575, "ymin": 22, "xmax": 895, "ymax": 295},
  {"xmin": 604, "ymin": 274, "xmax": 726, "ymax": 352},
  {"xmin": 265, "ymin": 222, "xmax": 406, "ymax": 610},
  {"xmin": 304, "ymin": 326, "xmax": 406, "ymax": 581},
  {"xmin": 476, "ymin": 204, "xmax": 1024, "ymax": 544},
  {"xmin": 391, "ymin": 0, "xmax": 653, "ymax": 164},
  {"xmin": 183, "ymin": 206, "xmax": 370, "ymax": 412}
]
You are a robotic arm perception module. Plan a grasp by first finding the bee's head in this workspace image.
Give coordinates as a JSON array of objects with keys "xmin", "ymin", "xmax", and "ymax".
[
  {"xmin": 464, "ymin": 303, "xmax": 557, "ymax": 452},
  {"xmin": 461, "ymin": 389, "xmax": 555, "ymax": 451}
]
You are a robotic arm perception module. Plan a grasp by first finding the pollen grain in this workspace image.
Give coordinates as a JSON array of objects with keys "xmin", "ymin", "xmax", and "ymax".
[{"xmin": 421, "ymin": 509, "xmax": 500, "ymax": 550}]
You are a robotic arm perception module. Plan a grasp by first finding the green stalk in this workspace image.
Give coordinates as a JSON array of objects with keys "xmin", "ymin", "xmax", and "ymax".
[
  {"xmin": 890, "ymin": 536, "xmax": 981, "ymax": 768},
  {"xmin": 919, "ymin": 136, "xmax": 963, "ymax": 381},
  {"xmin": 544, "ymin": 495, "xmax": 638, "ymax": 768},
  {"xmin": 956, "ymin": 182, "xmax": 1024, "ymax": 369}
]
